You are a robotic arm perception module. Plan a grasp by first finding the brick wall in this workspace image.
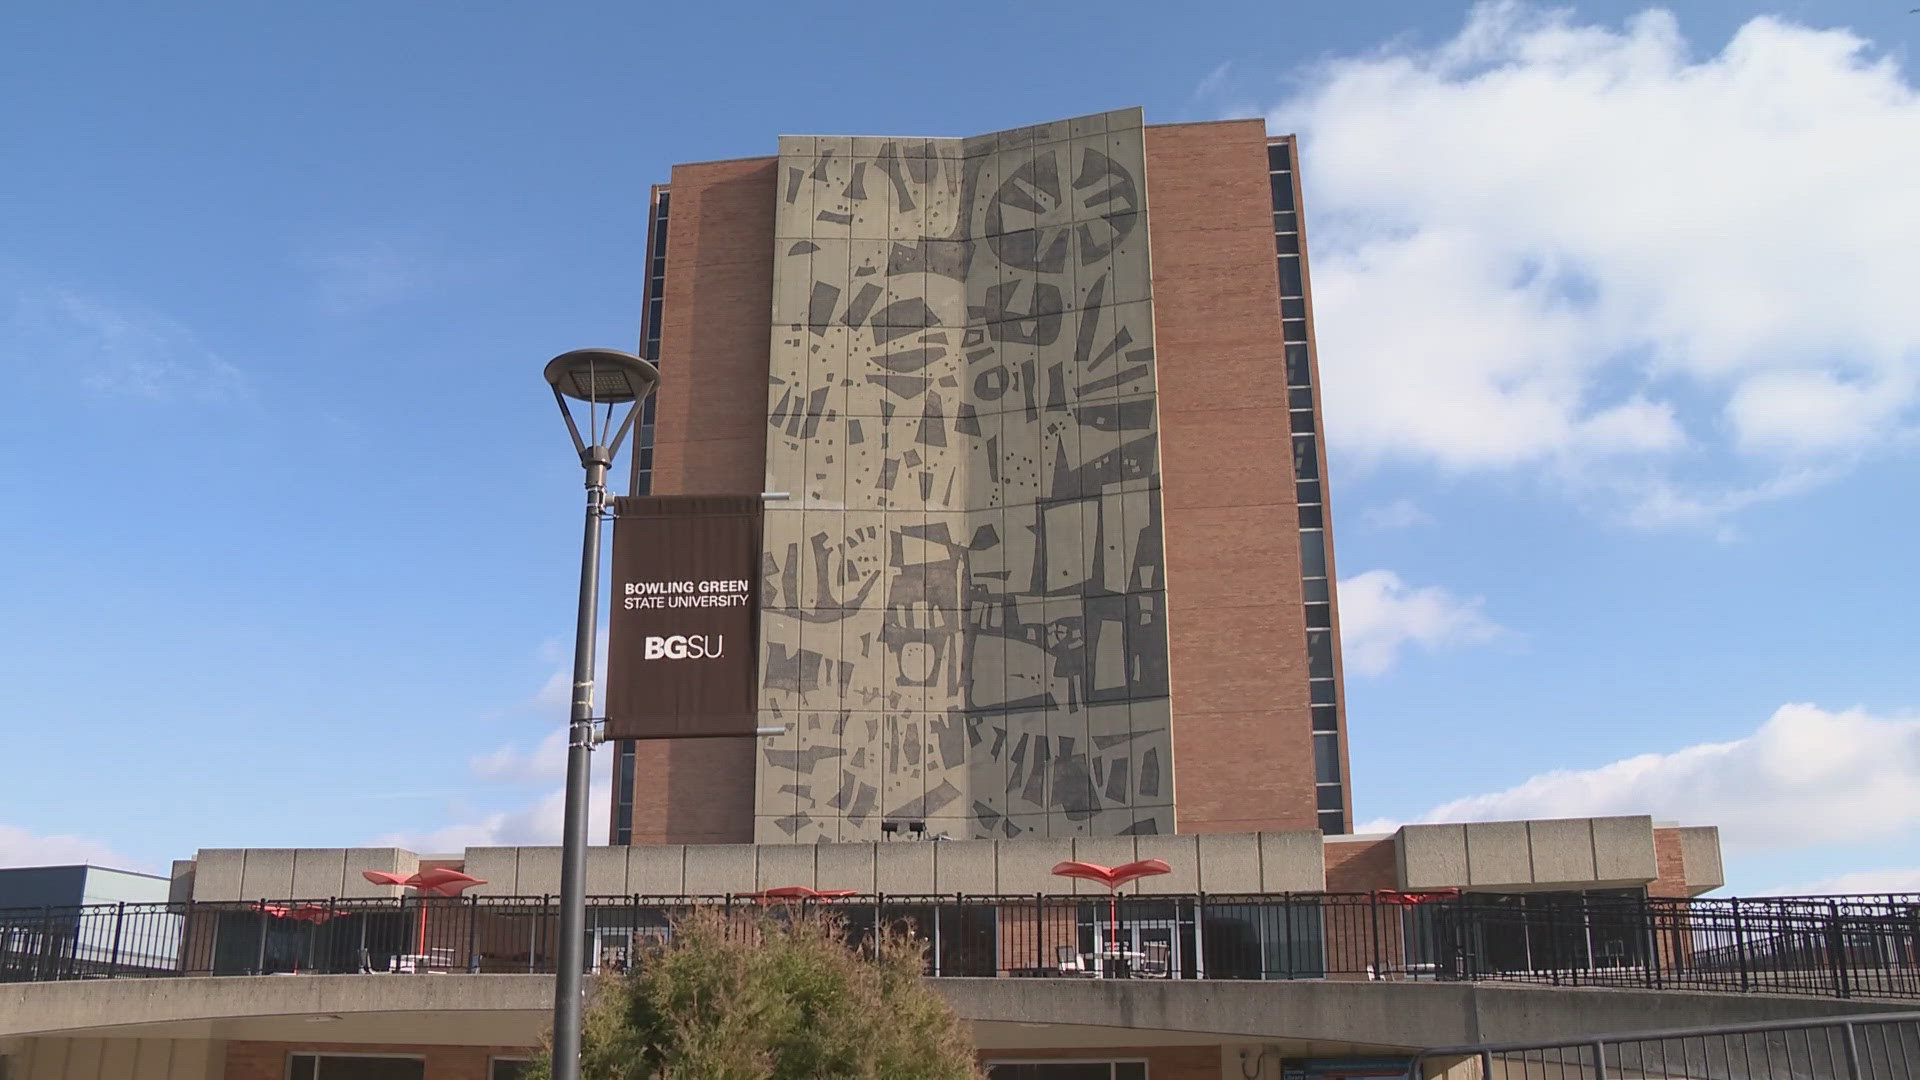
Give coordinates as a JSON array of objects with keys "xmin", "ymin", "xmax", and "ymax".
[
  {"xmin": 1145, "ymin": 120, "xmax": 1319, "ymax": 835},
  {"xmin": 1649, "ymin": 827, "xmax": 1691, "ymax": 899},
  {"xmin": 1323, "ymin": 837, "xmax": 1396, "ymax": 893},
  {"xmin": 625, "ymin": 155, "xmax": 779, "ymax": 846}
]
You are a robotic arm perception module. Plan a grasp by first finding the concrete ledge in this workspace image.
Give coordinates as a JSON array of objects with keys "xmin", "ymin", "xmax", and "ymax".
[{"xmin": 3, "ymin": 974, "xmax": 1900, "ymax": 1047}]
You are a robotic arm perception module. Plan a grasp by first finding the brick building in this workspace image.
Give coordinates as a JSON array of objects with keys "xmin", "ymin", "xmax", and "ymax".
[{"xmin": 613, "ymin": 108, "xmax": 1351, "ymax": 848}]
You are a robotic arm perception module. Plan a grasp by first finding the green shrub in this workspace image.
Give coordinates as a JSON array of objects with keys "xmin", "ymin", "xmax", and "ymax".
[{"xmin": 525, "ymin": 907, "xmax": 983, "ymax": 1080}]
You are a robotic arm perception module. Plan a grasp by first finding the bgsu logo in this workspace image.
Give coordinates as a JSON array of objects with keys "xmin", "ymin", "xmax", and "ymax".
[{"xmin": 643, "ymin": 634, "xmax": 725, "ymax": 660}]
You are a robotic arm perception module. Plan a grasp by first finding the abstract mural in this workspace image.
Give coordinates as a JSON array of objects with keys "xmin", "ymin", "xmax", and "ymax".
[{"xmin": 754, "ymin": 109, "xmax": 1172, "ymax": 843}]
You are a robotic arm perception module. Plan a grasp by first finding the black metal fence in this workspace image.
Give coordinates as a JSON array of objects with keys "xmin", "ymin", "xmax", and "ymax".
[
  {"xmin": 4, "ymin": 891, "xmax": 1918, "ymax": 1003},
  {"xmin": 1406, "ymin": 1011, "xmax": 1920, "ymax": 1079}
]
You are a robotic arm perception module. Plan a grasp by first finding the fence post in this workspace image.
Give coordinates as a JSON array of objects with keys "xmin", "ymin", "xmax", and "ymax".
[
  {"xmin": 1369, "ymin": 891, "xmax": 1381, "ymax": 981},
  {"xmin": 1829, "ymin": 899, "xmax": 1851, "ymax": 998},
  {"xmin": 109, "ymin": 901, "xmax": 126, "ymax": 977},
  {"xmin": 255, "ymin": 900, "xmax": 269, "ymax": 974},
  {"xmin": 1193, "ymin": 892, "xmax": 1207, "ymax": 980},
  {"xmin": 1547, "ymin": 901, "xmax": 1561, "ymax": 986},
  {"xmin": 1733, "ymin": 898, "xmax": 1750, "ymax": 992},
  {"xmin": 1590, "ymin": 1040, "xmax": 1609, "ymax": 1080},
  {"xmin": 36, "ymin": 905, "xmax": 52, "ymax": 980},
  {"xmin": 177, "ymin": 898, "xmax": 194, "ymax": 975},
  {"xmin": 467, "ymin": 895, "xmax": 480, "ymax": 973},
  {"xmin": 1034, "ymin": 893, "xmax": 1044, "ymax": 974},
  {"xmin": 1840, "ymin": 1021, "xmax": 1863, "ymax": 1080}
]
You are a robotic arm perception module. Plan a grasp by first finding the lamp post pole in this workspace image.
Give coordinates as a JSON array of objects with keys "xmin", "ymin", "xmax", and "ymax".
[
  {"xmin": 553, "ymin": 440, "xmax": 606, "ymax": 1080},
  {"xmin": 543, "ymin": 349, "xmax": 659, "ymax": 1080}
]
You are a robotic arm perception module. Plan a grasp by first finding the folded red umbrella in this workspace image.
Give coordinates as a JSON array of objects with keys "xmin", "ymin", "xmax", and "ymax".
[
  {"xmin": 1373, "ymin": 888, "xmax": 1461, "ymax": 905},
  {"xmin": 1049, "ymin": 859, "xmax": 1172, "ymax": 890},
  {"xmin": 744, "ymin": 886, "xmax": 860, "ymax": 903},
  {"xmin": 361, "ymin": 868, "xmax": 488, "ymax": 896}
]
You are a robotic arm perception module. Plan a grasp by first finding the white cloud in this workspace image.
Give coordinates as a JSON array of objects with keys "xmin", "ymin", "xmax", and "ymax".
[
  {"xmin": 1271, "ymin": 3, "xmax": 1920, "ymax": 523},
  {"xmin": 0, "ymin": 823, "xmax": 135, "ymax": 870},
  {"xmin": 387, "ymin": 754, "xmax": 613, "ymax": 854},
  {"xmin": 470, "ymin": 727, "xmax": 568, "ymax": 784},
  {"xmin": 2, "ymin": 281, "xmax": 244, "ymax": 402},
  {"xmin": 1337, "ymin": 568, "xmax": 1503, "ymax": 675},
  {"xmin": 1358, "ymin": 498, "xmax": 1435, "ymax": 530},
  {"xmin": 1192, "ymin": 61, "xmax": 1234, "ymax": 101},
  {"xmin": 383, "ymin": 656, "xmax": 612, "ymax": 853},
  {"xmin": 1762, "ymin": 867, "xmax": 1920, "ymax": 897},
  {"xmin": 297, "ymin": 238, "xmax": 447, "ymax": 316},
  {"xmin": 1409, "ymin": 703, "xmax": 1920, "ymax": 852}
]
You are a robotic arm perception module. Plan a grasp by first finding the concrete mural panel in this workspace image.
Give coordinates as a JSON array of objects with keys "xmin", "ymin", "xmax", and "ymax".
[{"xmin": 757, "ymin": 109, "xmax": 1172, "ymax": 843}]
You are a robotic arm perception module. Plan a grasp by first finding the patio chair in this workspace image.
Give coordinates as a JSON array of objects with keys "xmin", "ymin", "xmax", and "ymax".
[{"xmin": 1056, "ymin": 945, "xmax": 1095, "ymax": 977}]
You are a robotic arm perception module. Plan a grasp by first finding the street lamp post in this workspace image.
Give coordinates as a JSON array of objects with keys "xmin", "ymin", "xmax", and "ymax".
[{"xmin": 542, "ymin": 348, "xmax": 660, "ymax": 1080}]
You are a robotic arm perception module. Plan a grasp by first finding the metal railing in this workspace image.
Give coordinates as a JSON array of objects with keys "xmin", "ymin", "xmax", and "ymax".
[
  {"xmin": 1406, "ymin": 1011, "xmax": 1920, "ymax": 1079},
  {"xmin": 4, "ymin": 891, "xmax": 1918, "ymax": 1003}
]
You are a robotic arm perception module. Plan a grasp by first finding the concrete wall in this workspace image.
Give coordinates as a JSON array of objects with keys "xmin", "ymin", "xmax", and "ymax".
[
  {"xmin": 1398, "ymin": 816, "xmax": 1663, "ymax": 892},
  {"xmin": 8, "ymin": 1039, "xmax": 224, "ymax": 1080},
  {"xmin": 182, "ymin": 819, "xmax": 1721, "ymax": 902},
  {"xmin": 1676, "ymin": 826, "xmax": 1725, "ymax": 894},
  {"xmin": 465, "ymin": 831, "xmax": 1323, "ymax": 897},
  {"xmin": 190, "ymin": 850, "xmax": 414, "ymax": 903}
]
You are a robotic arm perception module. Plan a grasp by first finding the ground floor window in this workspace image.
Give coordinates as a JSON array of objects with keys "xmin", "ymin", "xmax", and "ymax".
[
  {"xmin": 287, "ymin": 1054, "xmax": 424, "ymax": 1080},
  {"xmin": 488, "ymin": 1058, "xmax": 533, "ymax": 1080},
  {"xmin": 985, "ymin": 1062, "xmax": 1146, "ymax": 1079}
]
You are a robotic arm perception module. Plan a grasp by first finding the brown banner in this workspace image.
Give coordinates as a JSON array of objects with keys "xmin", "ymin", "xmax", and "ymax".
[{"xmin": 605, "ymin": 495, "xmax": 762, "ymax": 740}]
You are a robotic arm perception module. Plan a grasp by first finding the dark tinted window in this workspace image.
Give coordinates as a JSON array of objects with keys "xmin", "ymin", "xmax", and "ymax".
[
  {"xmin": 1319, "ymin": 809, "xmax": 1346, "ymax": 833},
  {"xmin": 1290, "ymin": 409, "xmax": 1315, "ymax": 434},
  {"xmin": 1289, "ymin": 386, "xmax": 1315, "ymax": 409},
  {"xmin": 1298, "ymin": 504, "xmax": 1323, "ymax": 528},
  {"xmin": 1312, "ymin": 704, "xmax": 1339, "ymax": 732},
  {"xmin": 290, "ymin": 1058, "xmax": 423, "ymax": 1080},
  {"xmin": 1305, "ymin": 602, "xmax": 1332, "ymax": 629},
  {"xmin": 1302, "ymin": 577, "xmax": 1330, "ymax": 602},
  {"xmin": 1285, "ymin": 344, "xmax": 1311, "ymax": 387},
  {"xmin": 1269, "ymin": 172, "xmax": 1295, "ymax": 211},
  {"xmin": 1317, "ymin": 785, "xmax": 1344, "ymax": 812},
  {"xmin": 1283, "ymin": 318, "xmax": 1309, "ymax": 342},
  {"xmin": 1293, "ymin": 435, "xmax": 1319, "ymax": 480},
  {"xmin": 1276, "ymin": 257, "xmax": 1304, "ymax": 296},
  {"xmin": 1281, "ymin": 296, "xmax": 1306, "ymax": 318},
  {"xmin": 1307, "ymin": 630, "xmax": 1335, "ymax": 678},
  {"xmin": 1275, "ymin": 232, "xmax": 1300, "ymax": 255},
  {"xmin": 1310, "ymin": 679, "xmax": 1336, "ymax": 704},
  {"xmin": 1299, "ymin": 531, "xmax": 1327, "ymax": 578},
  {"xmin": 490, "ymin": 1063, "xmax": 531, "ymax": 1080},
  {"xmin": 1267, "ymin": 143, "xmax": 1292, "ymax": 171},
  {"xmin": 1314, "ymin": 734, "xmax": 1341, "ymax": 783},
  {"xmin": 1295, "ymin": 479, "xmax": 1320, "ymax": 504}
]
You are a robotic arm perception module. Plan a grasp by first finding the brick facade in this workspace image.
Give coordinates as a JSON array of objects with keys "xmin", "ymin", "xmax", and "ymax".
[
  {"xmin": 626, "ymin": 155, "xmax": 779, "ymax": 846},
  {"xmin": 1649, "ymin": 827, "xmax": 1691, "ymax": 899},
  {"xmin": 1146, "ymin": 121, "xmax": 1321, "ymax": 835}
]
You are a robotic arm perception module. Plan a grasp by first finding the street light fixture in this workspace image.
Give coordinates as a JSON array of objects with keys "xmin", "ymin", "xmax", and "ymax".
[{"xmin": 542, "ymin": 347, "xmax": 659, "ymax": 1080}]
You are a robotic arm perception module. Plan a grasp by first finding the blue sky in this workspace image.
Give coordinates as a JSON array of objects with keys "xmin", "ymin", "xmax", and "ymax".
[{"xmin": 2, "ymin": 2, "xmax": 1916, "ymax": 897}]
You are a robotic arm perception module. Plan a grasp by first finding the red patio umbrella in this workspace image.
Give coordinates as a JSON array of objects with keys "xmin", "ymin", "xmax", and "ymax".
[
  {"xmin": 1050, "ymin": 859, "xmax": 1172, "ymax": 969},
  {"xmin": 742, "ymin": 886, "xmax": 860, "ymax": 904},
  {"xmin": 362, "ymin": 869, "xmax": 489, "ymax": 956},
  {"xmin": 1373, "ymin": 888, "xmax": 1461, "ymax": 905}
]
